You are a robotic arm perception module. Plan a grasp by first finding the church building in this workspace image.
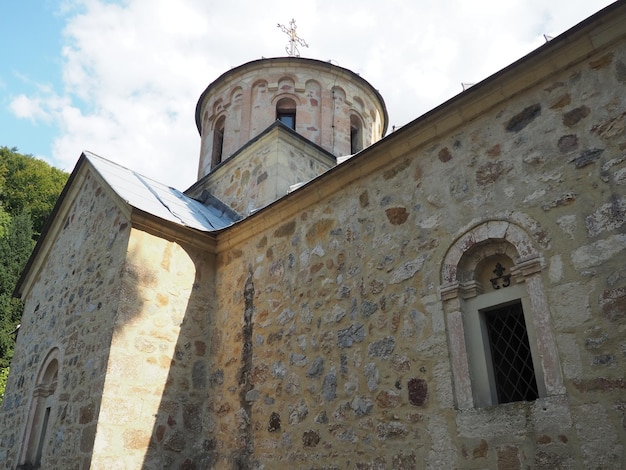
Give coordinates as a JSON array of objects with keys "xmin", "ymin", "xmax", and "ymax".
[{"xmin": 1, "ymin": 3, "xmax": 625, "ymax": 468}]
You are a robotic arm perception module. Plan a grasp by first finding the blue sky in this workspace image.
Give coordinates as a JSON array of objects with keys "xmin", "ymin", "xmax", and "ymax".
[
  {"xmin": 1, "ymin": 1, "xmax": 66, "ymax": 157},
  {"xmin": 0, "ymin": 0, "xmax": 616, "ymax": 189}
]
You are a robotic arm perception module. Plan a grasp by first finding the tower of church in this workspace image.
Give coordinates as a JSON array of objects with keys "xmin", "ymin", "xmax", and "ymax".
[
  {"xmin": 196, "ymin": 58, "xmax": 388, "ymax": 175},
  {"xmin": 186, "ymin": 57, "xmax": 388, "ymax": 214}
]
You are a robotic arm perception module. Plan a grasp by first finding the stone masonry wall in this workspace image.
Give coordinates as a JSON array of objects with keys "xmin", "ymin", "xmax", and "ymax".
[
  {"xmin": 203, "ymin": 41, "xmax": 626, "ymax": 468},
  {"xmin": 91, "ymin": 228, "xmax": 217, "ymax": 469},
  {"xmin": 188, "ymin": 127, "xmax": 335, "ymax": 215},
  {"xmin": 0, "ymin": 170, "xmax": 131, "ymax": 469}
]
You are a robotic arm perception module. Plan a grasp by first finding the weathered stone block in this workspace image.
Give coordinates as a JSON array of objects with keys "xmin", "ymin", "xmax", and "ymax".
[
  {"xmin": 407, "ymin": 378, "xmax": 428, "ymax": 406},
  {"xmin": 337, "ymin": 323, "xmax": 365, "ymax": 348},
  {"xmin": 367, "ymin": 336, "xmax": 396, "ymax": 358},
  {"xmin": 505, "ymin": 103, "xmax": 541, "ymax": 132}
]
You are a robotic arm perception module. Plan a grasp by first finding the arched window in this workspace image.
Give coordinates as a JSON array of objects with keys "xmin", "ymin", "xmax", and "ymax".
[
  {"xmin": 212, "ymin": 115, "xmax": 226, "ymax": 168},
  {"xmin": 276, "ymin": 97, "xmax": 296, "ymax": 130},
  {"xmin": 350, "ymin": 114, "xmax": 364, "ymax": 153},
  {"xmin": 440, "ymin": 221, "xmax": 564, "ymax": 409},
  {"xmin": 20, "ymin": 349, "xmax": 60, "ymax": 468},
  {"xmin": 462, "ymin": 254, "xmax": 541, "ymax": 405}
]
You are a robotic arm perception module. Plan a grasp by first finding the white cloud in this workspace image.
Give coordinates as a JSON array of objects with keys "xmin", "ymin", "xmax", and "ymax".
[
  {"xmin": 10, "ymin": 0, "xmax": 615, "ymax": 189},
  {"xmin": 9, "ymin": 95, "xmax": 50, "ymax": 122},
  {"xmin": 8, "ymin": 93, "xmax": 74, "ymax": 124}
]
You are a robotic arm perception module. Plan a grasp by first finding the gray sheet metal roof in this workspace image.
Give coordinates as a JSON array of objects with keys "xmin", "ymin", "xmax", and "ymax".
[{"xmin": 85, "ymin": 151, "xmax": 238, "ymax": 231}]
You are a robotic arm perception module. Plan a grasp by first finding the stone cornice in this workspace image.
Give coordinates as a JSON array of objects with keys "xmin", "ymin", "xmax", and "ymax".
[{"xmin": 131, "ymin": 209, "xmax": 217, "ymax": 253}]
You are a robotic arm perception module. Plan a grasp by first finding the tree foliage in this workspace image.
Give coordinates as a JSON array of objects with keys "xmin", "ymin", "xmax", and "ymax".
[
  {"xmin": 0, "ymin": 366, "xmax": 9, "ymax": 407},
  {"xmin": 0, "ymin": 147, "xmax": 69, "ymax": 397},
  {"xmin": 0, "ymin": 204, "xmax": 11, "ymax": 238},
  {"xmin": 0, "ymin": 146, "xmax": 68, "ymax": 237},
  {"xmin": 0, "ymin": 211, "xmax": 35, "ymax": 368}
]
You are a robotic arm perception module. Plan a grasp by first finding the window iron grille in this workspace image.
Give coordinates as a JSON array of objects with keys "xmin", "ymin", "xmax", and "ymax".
[{"xmin": 484, "ymin": 301, "xmax": 539, "ymax": 404}]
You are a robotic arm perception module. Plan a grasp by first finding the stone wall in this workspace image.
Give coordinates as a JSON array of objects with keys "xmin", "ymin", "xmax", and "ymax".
[
  {"xmin": 199, "ymin": 41, "xmax": 626, "ymax": 469},
  {"xmin": 187, "ymin": 125, "xmax": 336, "ymax": 215},
  {"xmin": 91, "ymin": 227, "xmax": 217, "ymax": 469},
  {"xmin": 0, "ymin": 172, "xmax": 220, "ymax": 469},
  {"xmin": 0, "ymin": 170, "xmax": 131, "ymax": 468}
]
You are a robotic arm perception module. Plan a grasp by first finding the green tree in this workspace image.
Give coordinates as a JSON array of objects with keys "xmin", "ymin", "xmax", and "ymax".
[
  {"xmin": 0, "ymin": 146, "xmax": 68, "ymax": 237},
  {"xmin": 0, "ymin": 161, "xmax": 8, "ymax": 236},
  {"xmin": 0, "ymin": 204, "xmax": 11, "ymax": 238},
  {"xmin": 0, "ymin": 366, "xmax": 9, "ymax": 407},
  {"xmin": 0, "ymin": 211, "xmax": 35, "ymax": 368},
  {"xmin": 0, "ymin": 147, "xmax": 67, "ymax": 404}
]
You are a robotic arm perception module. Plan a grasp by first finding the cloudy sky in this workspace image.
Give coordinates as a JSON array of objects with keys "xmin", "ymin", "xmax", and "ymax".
[{"xmin": 0, "ymin": 0, "xmax": 615, "ymax": 189}]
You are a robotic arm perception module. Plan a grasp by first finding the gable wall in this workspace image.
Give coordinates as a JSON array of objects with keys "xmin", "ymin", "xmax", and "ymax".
[
  {"xmin": 188, "ymin": 127, "xmax": 335, "ymax": 215},
  {"xmin": 0, "ymin": 170, "xmax": 131, "ymax": 468},
  {"xmin": 201, "ymin": 37, "xmax": 626, "ymax": 469}
]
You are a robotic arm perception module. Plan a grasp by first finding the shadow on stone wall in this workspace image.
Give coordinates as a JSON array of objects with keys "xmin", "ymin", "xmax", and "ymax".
[
  {"xmin": 72, "ymin": 230, "xmax": 140, "ymax": 470},
  {"xmin": 140, "ymin": 240, "xmax": 223, "ymax": 469}
]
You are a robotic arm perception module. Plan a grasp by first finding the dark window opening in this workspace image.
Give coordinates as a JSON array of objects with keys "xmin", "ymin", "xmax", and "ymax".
[
  {"xmin": 350, "ymin": 115, "xmax": 363, "ymax": 153},
  {"xmin": 277, "ymin": 112, "xmax": 296, "ymax": 129},
  {"xmin": 276, "ymin": 98, "xmax": 297, "ymax": 130},
  {"xmin": 484, "ymin": 301, "xmax": 539, "ymax": 404},
  {"xmin": 22, "ymin": 355, "xmax": 58, "ymax": 468},
  {"xmin": 212, "ymin": 116, "xmax": 225, "ymax": 167},
  {"xmin": 34, "ymin": 407, "xmax": 51, "ymax": 466}
]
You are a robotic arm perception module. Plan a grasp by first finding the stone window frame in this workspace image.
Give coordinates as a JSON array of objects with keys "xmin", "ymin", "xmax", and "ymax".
[
  {"xmin": 439, "ymin": 220, "xmax": 564, "ymax": 409},
  {"xmin": 19, "ymin": 347, "xmax": 61, "ymax": 467}
]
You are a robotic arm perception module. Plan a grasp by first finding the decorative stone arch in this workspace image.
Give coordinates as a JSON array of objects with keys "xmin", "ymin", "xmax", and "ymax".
[
  {"xmin": 277, "ymin": 76, "xmax": 296, "ymax": 94},
  {"xmin": 211, "ymin": 98, "xmax": 224, "ymax": 118},
  {"xmin": 229, "ymin": 86, "xmax": 244, "ymax": 107},
  {"xmin": 331, "ymin": 85, "xmax": 346, "ymax": 103},
  {"xmin": 305, "ymin": 79, "xmax": 321, "ymax": 100},
  {"xmin": 20, "ymin": 348, "xmax": 61, "ymax": 467},
  {"xmin": 270, "ymin": 93, "xmax": 304, "ymax": 108},
  {"xmin": 304, "ymin": 79, "xmax": 322, "ymax": 144},
  {"xmin": 251, "ymin": 79, "xmax": 269, "ymax": 103},
  {"xmin": 251, "ymin": 78, "xmax": 268, "ymax": 89},
  {"xmin": 439, "ymin": 220, "xmax": 564, "ymax": 409},
  {"xmin": 250, "ymin": 79, "xmax": 270, "ymax": 135},
  {"xmin": 353, "ymin": 96, "xmax": 365, "ymax": 111}
]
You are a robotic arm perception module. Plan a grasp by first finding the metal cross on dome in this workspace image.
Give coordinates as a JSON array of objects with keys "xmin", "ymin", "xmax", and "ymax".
[{"xmin": 277, "ymin": 19, "xmax": 308, "ymax": 57}]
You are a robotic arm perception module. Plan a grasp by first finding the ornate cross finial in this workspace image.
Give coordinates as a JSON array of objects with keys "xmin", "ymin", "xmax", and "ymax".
[{"xmin": 277, "ymin": 19, "xmax": 308, "ymax": 57}]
